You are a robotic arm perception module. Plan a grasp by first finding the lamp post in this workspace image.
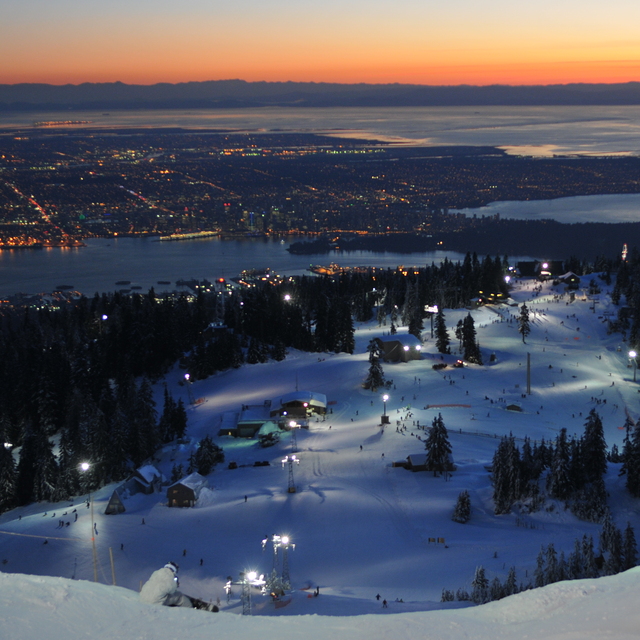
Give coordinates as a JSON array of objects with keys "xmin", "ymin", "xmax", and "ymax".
[
  {"xmin": 289, "ymin": 420, "xmax": 298, "ymax": 453},
  {"xmin": 630, "ymin": 350, "xmax": 637, "ymax": 382},
  {"xmin": 381, "ymin": 394, "xmax": 389, "ymax": 424},
  {"xmin": 79, "ymin": 462, "xmax": 98, "ymax": 582},
  {"xmin": 184, "ymin": 373, "xmax": 195, "ymax": 404}
]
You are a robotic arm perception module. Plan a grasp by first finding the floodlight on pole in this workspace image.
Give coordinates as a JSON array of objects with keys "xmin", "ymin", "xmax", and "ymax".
[
  {"xmin": 630, "ymin": 350, "xmax": 637, "ymax": 382},
  {"xmin": 184, "ymin": 373, "xmax": 195, "ymax": 404},
  {"xmin": 79, "ymin": 461, "xmax": 98, "ymax": 583},
  {"xmin": 289, "ymin": 420, "xmax": 298, "ymax": 453},
  {"xmin": 282, "ymin": 454, "xmax": 299, "ymax": 493}
]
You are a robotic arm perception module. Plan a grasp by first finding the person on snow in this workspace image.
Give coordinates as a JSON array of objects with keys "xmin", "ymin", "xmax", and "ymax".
[{"xmin": 140, "ymin": 562, "xmax": 193, "ymax": 608}]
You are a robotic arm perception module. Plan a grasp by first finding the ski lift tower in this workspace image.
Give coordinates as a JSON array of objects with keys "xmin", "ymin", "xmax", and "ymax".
[
  {"xmin": 262, "ymin": 534, "xmax": 281, "ymax": 572},
  {"xmin": 235, "ymin": 571, "xmax": 264, "ymax": 615},
  {"xmin": 279, "ymin": 536, "xmax": 295, "ymax": 589},
  {"xmin": 282, "ymin": 454, "xmax": 299, "ymax": 493}
]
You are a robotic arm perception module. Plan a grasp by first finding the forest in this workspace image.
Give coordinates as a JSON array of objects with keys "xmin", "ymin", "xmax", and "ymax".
[{"xmin": 1, "ymin": 249, "xmax": 640, "ymax": 517}]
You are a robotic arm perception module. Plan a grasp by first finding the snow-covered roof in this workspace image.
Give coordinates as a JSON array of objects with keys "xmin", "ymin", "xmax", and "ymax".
[
  {"xmin": 239, "ymin": 405, "xmax": 271, "ymax": 423},
  {"xmin": 136, "ymin": 465, "xmax": 162, "ymax": 484},
  {"xmin": 376, "ymin": 333, "xmax": 422, "ymax": 347},
  {"xmin": 169, "ymin": 472, "xmax": 207, "ymax": 491},
  {"xmin": 275, "ymin": 391, "xmax": 327, "ymax": 408},
  {"xmin": 257, "ymin": 421, "xmax": 281, "ymax": 436}
]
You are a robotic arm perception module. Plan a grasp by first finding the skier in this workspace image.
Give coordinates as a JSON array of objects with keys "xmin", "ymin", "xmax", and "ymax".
[{"xmin": 140, "ymin": 562, "xmax": 218, "ymax": 612}]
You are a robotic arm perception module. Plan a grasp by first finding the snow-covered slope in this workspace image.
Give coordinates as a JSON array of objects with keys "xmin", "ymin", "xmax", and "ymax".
[
  {"xmin": 1, "ymin": 275, "xmax": 639, "ymax": 637},
  {"xmin": 3, "ymin": 568, "xmax": 640, "ymax": 640}
]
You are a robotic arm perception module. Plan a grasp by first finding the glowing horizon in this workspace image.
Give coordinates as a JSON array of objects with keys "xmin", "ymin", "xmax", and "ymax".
[{"xmin": 2, "ymin": 0, "xmax": 639, "ymax": 87}]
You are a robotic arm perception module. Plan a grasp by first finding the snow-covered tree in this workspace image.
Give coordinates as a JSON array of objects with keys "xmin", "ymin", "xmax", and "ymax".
[
  {"xmin": 363, "ymin": 339, "xmax": 385, "ymax": 391},
  {"xmin": 193, "ymin": 435, "xmax": 224, "ymax": 476},
  {"xmin": 581, "ymin": 408, "xmax": 607, "ymax": 484},
  {"xmin": 470, "ymin": 566, "xmax": 489, "ymax": 604},
  {"xmin": 452, "ymin": 490, "xmax": 471, "ymax": 523}
]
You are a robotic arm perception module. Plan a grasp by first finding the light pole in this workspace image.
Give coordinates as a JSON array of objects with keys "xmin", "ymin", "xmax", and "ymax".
[
  {"xmin": 381, "ymin": 394, "xmax": 389, "ymax": 424},
  {"xmin": 289, "ymin": 420, "xmax": 298, "ymax": 453},
  {"xmin": 630, "ymin": 350, "xmax": 637, "ymax": 382},
  {"xmin": 282, "ymin": 454, "xmax": 299, "ymax": 493},
  {"xmin": 79, "ymin": 462, "xmax": 98, "ymax": 582},
  {"xmin": 184, "ymin": 373, "xmax": 195, "ymax": 404}
]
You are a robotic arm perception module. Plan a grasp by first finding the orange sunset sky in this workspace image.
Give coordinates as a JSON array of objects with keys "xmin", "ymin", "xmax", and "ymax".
[{"xmin": 2, "ymin": 0, "xmax": 639, "ymax": 86}]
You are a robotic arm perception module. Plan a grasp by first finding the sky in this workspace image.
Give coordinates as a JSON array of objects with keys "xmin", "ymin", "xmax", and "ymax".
[{"xmin": 1, "ymin": 0, "xmax": 639, "ymax": 86}]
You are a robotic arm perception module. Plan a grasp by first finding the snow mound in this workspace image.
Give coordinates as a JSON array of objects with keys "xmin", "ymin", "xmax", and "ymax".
[{"xmin": 3, "ymin": 569, "xmax": 640, "ymax": 640}]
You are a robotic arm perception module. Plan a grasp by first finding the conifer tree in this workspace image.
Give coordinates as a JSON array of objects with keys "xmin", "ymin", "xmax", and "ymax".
[
  {"xmin": 622, "ymin": 522, "xmax": 638, "ymax": 571},
  {"xmin": 363, "ymin": 339, "xmax": 385, "ymax": 391},
  {"xmin": 0, "ymin": 444, "xmax": 17, "ymax": 513},
  {"xmin": 193, "ymin": 435, "xmax": 224, "ymax": 476},
  {"xmin": 471, "ymin": 566, "xmax": 489, "ymax": 604},
  {"xmin": 503, "ymin": 566, "xmax": 518, "ymax": 597},
  {"xmin": 625, "ymin": 421, "xmax": 640, "ymax": 496},
  {"xmin": 547, "ymin": 428, "xmax": 573, "ymax": 500},
  {"xmin": 518, "ymin": 303, "xmax": 531, "ymax": 343},
  {"xmin": 461, "ymin": 314, "xmax": 482, "ymax": 364},
  {"xmin": 425, "ymin": 413, "xmax": 453, "ymax": 477},
  {"xmin": 434, "ymin": 308, "xmax": 450, "ymax": 354},
  {"xmin": 452, "ymin": 489, "xmax": 471, "ymax": 523},
  {"xmin": 581, "ymin": 408, "xmax": 607, "ymax": 484}
]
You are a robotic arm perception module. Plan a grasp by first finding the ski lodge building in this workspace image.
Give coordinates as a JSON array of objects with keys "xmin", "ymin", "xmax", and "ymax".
[
  {"xmin": 375, "ymin": 333, "xmax": 422, "ymax": 363},
  {"xmin": 269, "ymin": 391, "xmax": 327, "ymax": 422},
  {"xmin": 166, "ymin": 472, "xmax": 207, "ymax": 507}
]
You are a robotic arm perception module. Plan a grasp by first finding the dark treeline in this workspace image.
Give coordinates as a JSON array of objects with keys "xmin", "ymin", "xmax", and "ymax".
[
  {"xmin": 0, "ymin": 249, "xmax": 630, "ymax": 513},
  {"xmin": 443, "ymin": 519, "xmax": 637, "ymax": 604},
  {"xmin": 491, "ymin": 408, "xmax": 609, "ymax": 523},
  {"xmin": 289, "ymin": 220, "xmax": 640, "ymax": 261}
]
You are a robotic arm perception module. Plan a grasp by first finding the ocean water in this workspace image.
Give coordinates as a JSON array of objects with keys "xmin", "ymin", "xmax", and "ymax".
[
  {"xmin": 0, "ymin": 105, "xmax": 638, "ymax": 296},
  {"xmin": 2, "ymin": 105, "xmax": 640, "ymax": 157}
]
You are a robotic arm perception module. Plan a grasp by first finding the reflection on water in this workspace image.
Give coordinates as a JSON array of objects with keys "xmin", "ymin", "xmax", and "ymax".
[
  {"xmin": 0, "ymin": 236, "xmax": 502, "ymax": 298},
  {"xmin": 2, "ymin": 105, "xmax": 640, "ymax": 157}
]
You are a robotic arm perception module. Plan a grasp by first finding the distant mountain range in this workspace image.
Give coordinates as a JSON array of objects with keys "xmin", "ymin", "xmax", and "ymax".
[{"xmin": 2, "ymin": 80, "xmax": 640, "ymax": 111}]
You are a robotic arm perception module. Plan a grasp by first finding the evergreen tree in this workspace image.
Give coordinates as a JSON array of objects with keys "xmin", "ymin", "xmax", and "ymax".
[
  {"xmin": 622, "ymin": 522, "xmax": 638, "ymax": 571},
  {"xmin": 172, "ymin": 399, "xmax": 188, "ymax": 440},
  {"xmin": 503, "ymin": 566, "xmax": 518, "ymax": 597},
  {"xmin": 489, "ymin": 577, "xmax": 503, "ymax": 602},
  {"xmin": 491, "ymin": 435, "xmax": 521, "ymax": 514},
  {"xmin": 0, "ymin": 444, "xmax": 17, "ymax": 513},
  {"xmin": 582, "ymin": 534, "xmax": 598, "ymax": 578},
  {"xmin": 170, "ymin": 463, "xmax": 184, "ymax": 484},
  {"xmin": 518, "ymin": 303, "xmax": 531, "ymax": 343},
  {"xmin": 533, "ymin": 547, "xmax": 546, "ymax": 587},
  {"xmin": 581, "ymin": 409, "xmax": 607, "ymax": 484},
  {"xmin": 603, "ymin": 526, "xmax": 623, "ymax": 576},
  {"xmin": 434, "ymin": 308, "xmax": 451, "ymax": 354},
  {"xmin": 425, "ymin": 413, "xmax": 453, "ymax": 477},
  {"xmin": 543, "ymin": 543, "xmax": 559, "ymax": 585},
  {"xmin": 470, "ymin": 566, "xmax": 489, "ymax": 604},
  {"xmin": 452, "ymin": 489, "xmax": 471, "ymax": 523},
  {"xmin": 461, "ymin": 314, "xmax": 482, "ymax": 364},
  {"xmin": 547, "ymin": 428, "xmax": 573, "ymax": 500},
  {"xmin": 363, "ymin": 339, "xmax": 385, "ymax": 391},
  {"xmin": 193, "ymin": 435, "xmax": 224, "ymax": 476},
  {"xmin": 625, "ymin": 421, "xmax": 640, "ymax": 496}
]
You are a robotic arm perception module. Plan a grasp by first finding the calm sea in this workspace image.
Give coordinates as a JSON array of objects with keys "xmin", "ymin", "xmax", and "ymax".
[
  {"xmin": 0, "ymin": 105, "xmax": 638, "ymax": 296},
  {"xmin": 0, "ymin": 236, "xmax": 484, "ymax": 298}
]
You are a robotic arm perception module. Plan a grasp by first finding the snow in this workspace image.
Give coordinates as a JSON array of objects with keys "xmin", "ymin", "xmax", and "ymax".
[{"xmin": 1, "ymin": 274, "xmax": 640, "ymax": 639}]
